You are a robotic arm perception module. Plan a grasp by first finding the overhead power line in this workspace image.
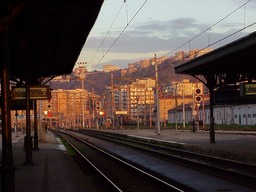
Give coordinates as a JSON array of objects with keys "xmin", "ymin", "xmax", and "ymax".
[
  {"xmin": 89, "ymin": 1, "xmax": 126, "ymax": 68},
  {"xmin": 90, "ymin": 0, "xmax": 148, "ymax": 71},
  {"xmin": 143, "ymin": 0, "xmax": 255, "ymax": 79},
  {"xmin": 163, "ymin": 0, "xmax": 253, "ymax": 58},
  {"xmin": 87, "ymin": 0, "xmax": 255, "ymax": 83}
]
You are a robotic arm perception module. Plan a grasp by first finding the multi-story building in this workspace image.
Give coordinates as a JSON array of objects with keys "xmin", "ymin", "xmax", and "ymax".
[
  {"xmin": 175, "ymin": 51, "xmax": 185, "ymax": 61},
  {"xmin": 102, "ymin": 78, "xmax": 209, "ymax": 127},
  {"xmin": 8, "ymin": 79, "xmax": 208, "ymax": 131},
  {"xmin": 162, "ymin": 80, "xmax": 209, "ymax": 128},
  {"xmin": 139, "ymin": 59, "xmax": 151, "ymax": 68},
  {"xmin": 127, "ymin": 63, "xmax": 139, "ymax": 74},
  {"xmin": 41, "ymin": 89, "xmax": 99, "ymax": 129},
  {"xmin": 103, "ymin": 78, "xmax": 155, "ymax": 126},
  {"xmin": 174, "ymin": 48, "xmax": 213, "ymax": 62},
  {"xmin": 103, "ymin": 64, "xmax": 120, "ymax": 72},
  {"xmin": 162, "ymin": 79, "xmax": 205, "ymax": 96}
]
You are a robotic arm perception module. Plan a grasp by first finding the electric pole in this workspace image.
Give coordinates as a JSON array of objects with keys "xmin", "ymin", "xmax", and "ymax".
[
  {"xmin": 154, "ymin": 54, "xmax": 161, "ymax": 135},
  {"xmin": 111, "ymin": 73, "xmax": 115, "ymax": 129}
]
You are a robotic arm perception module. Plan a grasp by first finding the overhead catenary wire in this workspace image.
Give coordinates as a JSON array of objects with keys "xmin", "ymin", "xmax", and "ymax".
[
  {"xmin": 163, "ymin": 0, "xmax": 253, "ymax": 58},
  {"xmin": 86, "ymin": 0, "xmax": 255, "ymax": 82},
  {"xmin": 90, "ymin": 0, "xmax": 148, "ymax": 72},
  {"xmin": 142, "ymin": 20, "xmax": 256, "ymax": 79},
  {"xmin": 142, "ymin": 0, "xmax": 255, "ymax": 79},
  {"xmin": 89, "ymin": 1, "xmax": 126, "ymax": 70}
]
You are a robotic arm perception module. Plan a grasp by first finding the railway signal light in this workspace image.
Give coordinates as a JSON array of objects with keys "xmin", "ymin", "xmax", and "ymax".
[
  {"xmin": 194, "ymin": 88, "xmax": 202, "ymax": 102},
  {"xmin": 195, "ymin": 95, "xmax": 202, "ymax": 102},
  {"xmin": 195, "ymin": 88, "xmax": 201, "ymax": 95},
  {"xmin": 95, "ymin": 101, "xmax": 101, "ymax": 111},
  {"xmin": 47, "ymin": 99, "xmax": 52, "ymax": 109}
]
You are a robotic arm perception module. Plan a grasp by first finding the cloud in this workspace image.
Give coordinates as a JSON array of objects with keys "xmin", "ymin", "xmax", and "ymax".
[
  {"xmin": 85, "ymin": 18, "xmax": 210, "ymax": 53},
  {"xmin": 133, "ymin": 18, "xmax": 206, "ymax": 38},
  {"xmin": 84, "ymin": 15, "xmax": 253, "ymax": 69}
]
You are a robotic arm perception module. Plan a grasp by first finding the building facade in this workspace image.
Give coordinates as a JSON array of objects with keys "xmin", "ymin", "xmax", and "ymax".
[
  {"xmin": 41, "ymin": 89, "xmax": 99, "ymax": 129},
  {"xmin": 168, "ymin": 103, "xmax": 256, "ymax": 126}
]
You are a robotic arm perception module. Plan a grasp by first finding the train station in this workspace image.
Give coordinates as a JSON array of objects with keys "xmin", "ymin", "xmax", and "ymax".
[{"xmin": 1, "ymin": 1, "xmax": 256, "ymax": 192}]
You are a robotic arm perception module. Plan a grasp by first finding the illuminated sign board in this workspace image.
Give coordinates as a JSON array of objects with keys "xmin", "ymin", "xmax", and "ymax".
[
  {"xmin": 12, "ymin": 86, "xmax": 50, "ymax": 100},
  {"xmin": 240, "ymin": 83, "xmax": 256, "ymax": 96},
  {"xmin": 115, "ymin": 111, "xmax": 128, "ymax": 115}
]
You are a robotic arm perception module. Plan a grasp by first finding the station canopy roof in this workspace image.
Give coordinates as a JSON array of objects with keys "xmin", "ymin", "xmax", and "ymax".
[
  {"xmin": 0, "ymin": 0, "xmax": 103, "ymax": 83},
  {"xmin": 174, "ymin": 31, "xmax": 256, "ymax": 87}
]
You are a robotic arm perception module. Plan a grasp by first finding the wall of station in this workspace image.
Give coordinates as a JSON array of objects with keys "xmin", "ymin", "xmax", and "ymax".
[{"xmin": 168, "ymin": 104, "xmax": 256, "ymax": 126}]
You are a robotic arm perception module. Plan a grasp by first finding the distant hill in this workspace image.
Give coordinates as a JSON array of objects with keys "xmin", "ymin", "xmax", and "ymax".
[{"xmin": 50, "ymin": 59, "xmax": 196, "ymax": 95}]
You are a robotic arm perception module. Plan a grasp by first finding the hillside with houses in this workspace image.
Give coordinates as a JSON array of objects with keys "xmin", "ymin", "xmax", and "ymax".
[{"xmin": 50, "ymin": 57, "xmax": 197, "ymax": 95}]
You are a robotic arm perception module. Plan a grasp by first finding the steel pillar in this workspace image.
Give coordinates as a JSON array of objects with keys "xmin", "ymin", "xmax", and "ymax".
[
  {"xmin": 24, "ymin": 78, "xmax": 33, "ymax": 165},
  {"xmin": 0, "ymin": 25, "xmax": 16, "ymax": 192},
  {"xmin": 33, "ymin": 100, "xmax": 39, "ymax": 150}
]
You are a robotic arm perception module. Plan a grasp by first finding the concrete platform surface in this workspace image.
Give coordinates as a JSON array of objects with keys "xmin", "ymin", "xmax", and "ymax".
[
  {"xmin": 1, "ymin": 131, "xmax": 97, "ymax": 192},
  {"xmin": 100, "ymin": 128, "xmax": 256, "ymax": 162}
]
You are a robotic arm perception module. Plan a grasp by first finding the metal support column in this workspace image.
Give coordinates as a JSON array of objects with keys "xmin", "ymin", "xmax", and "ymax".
[
  {"xmin": 33, "ymin": 100, "xmax": 39, "ymax": 150},
  {"xmin": 207, "ymin": 76, "xmax": 216, "ymax": 143},
  {"xmin": 24, "ymin": 78, "xmax": 34, "ymax": 165},
  {"xmin": 0, "ymin": 25, "xmax": 16, "ymax": 192},
  {"xmin": 209, "ymin": 87, "xmax": 215, "ymax": 143}
]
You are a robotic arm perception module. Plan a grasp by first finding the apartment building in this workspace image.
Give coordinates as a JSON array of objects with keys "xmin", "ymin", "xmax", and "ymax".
[
  {"xmin": 103, "ymin": 64, "xmax": 120, "ymax": 72},
  {"xmin": 41, "ymin": 89, "xmax": 99, "ymax": 128}
]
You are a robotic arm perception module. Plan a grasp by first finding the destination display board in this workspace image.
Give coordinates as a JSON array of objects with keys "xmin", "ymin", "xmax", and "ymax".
[
  {"xmin": 12, "ymin": 86, "xmax": 50, "ymax": 100},
  {"xmin": 240, "ymin": 83, "xmax": 256, "ymax": 96},
  {"xmin": 214, "ymin": 87, "xmax": 256, "ymax": 105}
]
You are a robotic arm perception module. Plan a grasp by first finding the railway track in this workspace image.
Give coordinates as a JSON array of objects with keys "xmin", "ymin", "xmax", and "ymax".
[
  {"xmin": 55, "ymin": 131, "xmax": 193, "ymax": 192},
  {"xmin": 76, "ymin": 129, "xmax": 256, "ymax": 189}
]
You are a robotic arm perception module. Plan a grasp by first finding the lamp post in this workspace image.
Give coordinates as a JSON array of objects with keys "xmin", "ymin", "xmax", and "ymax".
[
  {"xmin": 76, "ymin": 62, "xmax": 96, "ymax": 128},
  {"xmin": 78, "ymin": 62, "xmax": 87, "ymax": 128}
]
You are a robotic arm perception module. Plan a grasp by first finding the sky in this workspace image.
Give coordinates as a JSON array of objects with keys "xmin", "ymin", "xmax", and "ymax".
[{"xmin": 76, "ymin": 0, "xmax": 256, "ymax": 71}]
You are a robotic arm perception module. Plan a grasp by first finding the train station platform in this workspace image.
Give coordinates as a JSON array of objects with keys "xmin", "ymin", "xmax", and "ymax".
[
  {"xmin": 100, "ymin": 128, "xmax": 256, "ymax": 163},
  {"xmin": 1, "ymin": 128, "xmax": 256, "ymax": 191},
  {"xmin": 0, "ymin": 131, "xmax": 98, "ymax": 192}
]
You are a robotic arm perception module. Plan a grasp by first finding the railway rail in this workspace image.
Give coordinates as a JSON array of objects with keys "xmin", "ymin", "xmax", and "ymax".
[
  {"xmin": 76, "ymin": 129, "xmax": 256, "ymax": 189},
  {"xmin": 55, "ymin": 131, "xmax": 193, "ymax": 192}
]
